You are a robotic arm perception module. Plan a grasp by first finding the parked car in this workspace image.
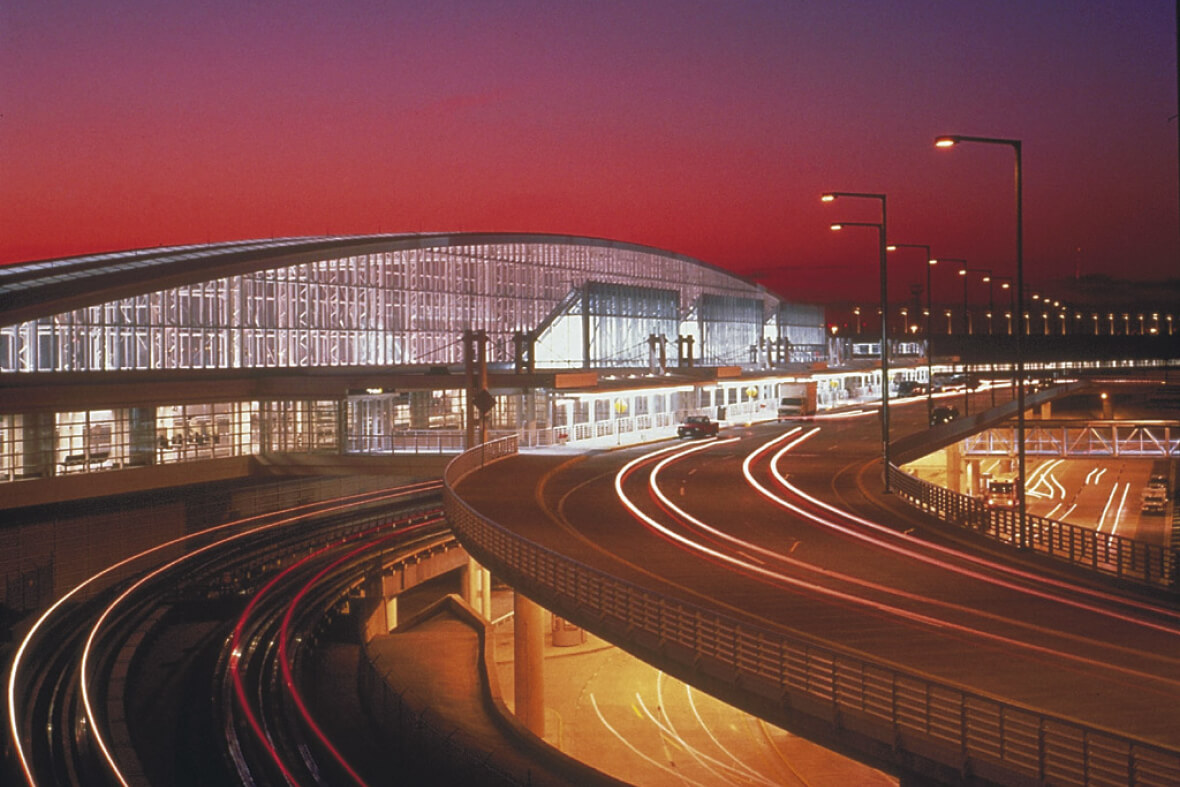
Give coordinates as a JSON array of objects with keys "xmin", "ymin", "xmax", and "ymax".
[
  {"xmin": 677, "ymin": 415, "xmax": 719, "ymax": 439},
  {"xmin": 930, "ymin": 405, "xmax": 960, "ymax": 426}
]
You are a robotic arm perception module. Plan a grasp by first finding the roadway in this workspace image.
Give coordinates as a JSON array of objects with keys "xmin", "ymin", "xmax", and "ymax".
[
  {"xmin": 455, "ymin": 396, "xmax": 1180, "ymax": 760},
  {"xmin": 904, "ymin": 452, "xmax": 1171, "ymax": 543}
]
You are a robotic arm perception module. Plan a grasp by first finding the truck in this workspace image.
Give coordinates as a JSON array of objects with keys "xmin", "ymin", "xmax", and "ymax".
[
  {"xmin": 777, "ymin": 381, "xmax": 818, "ymax": 420},
  {"xmin": 1141, "ymin": 460, "xmax": 1171, "ymax": 515},
  {"xmin": 677, "ymin": 415, "xmax": 719, "ymax": 439},
  {"xmin": 984, "ymin": 478, "xmax": 1018, "ymax": 509}
]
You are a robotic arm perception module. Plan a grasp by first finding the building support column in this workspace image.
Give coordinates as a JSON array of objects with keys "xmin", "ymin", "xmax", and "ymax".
[
  {"xmin": 946, "ymin": 441, "xmax": 963, "ymax": 494},
  {"xmin": 463, "ymin": 557, "xmax": 491, "ymax": 619},
  {"xmin": 513, "ymin": 592, "xmax": 545, "ymax": 737},
  {"xmin": 385, "ymin": 595, "xmax": 398, "ymax": 632},
  {"xmin": 966, "ymin": 457, "xmax": 982, "ymax": 497}
]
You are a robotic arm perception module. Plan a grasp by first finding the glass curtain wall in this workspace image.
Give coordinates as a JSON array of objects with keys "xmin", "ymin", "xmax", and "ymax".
[{"xmin": 1, "ymin": 241, "xmax": 777, "ymax": 374}]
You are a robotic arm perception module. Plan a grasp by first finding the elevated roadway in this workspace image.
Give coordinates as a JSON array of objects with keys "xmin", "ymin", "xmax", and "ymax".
[{"xmin": 450, "ymin": 397, "xmax": 1180, "ymax": 785}]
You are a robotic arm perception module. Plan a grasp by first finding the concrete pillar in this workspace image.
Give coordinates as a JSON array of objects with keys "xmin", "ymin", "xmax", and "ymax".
[
  {"xmin": 1038, "ymin": 400, "xmax": 1051, "ymax": 419},
  {"xmin": 464, "ymin": 557, "xmax": 490, "ymax": 618},
  {"xmin": 481, "ymin": 563, "xmax": 493, "ymax": 620},
  {"xmin": 513, "ymin": 592, "xmax": 546, "ymax": 737},
  {"xmin": 946, "ymin": 441, "xmax": 963, "ymax": 494},
  {"xmin": 966, "ymin": 458, "xmax": 982, "ymax": 497},
  {"xmin": 385, "ymin": 596, "xmax": 398, "ymax": 632}
]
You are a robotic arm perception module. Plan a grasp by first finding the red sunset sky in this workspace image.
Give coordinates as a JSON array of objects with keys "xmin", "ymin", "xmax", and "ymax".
[{"xmin": 1, "ymin": 1, "xmax": 1176, "ymax": 304}]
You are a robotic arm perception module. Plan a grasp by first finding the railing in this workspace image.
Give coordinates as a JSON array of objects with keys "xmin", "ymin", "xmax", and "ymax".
[
  {"xmin": 887, "ymin": 464, "xmax": 1178, "ymax": 590},
  {"xmin": 444, "ymin": 437, "xmax": 1180, "ymax": 786}
]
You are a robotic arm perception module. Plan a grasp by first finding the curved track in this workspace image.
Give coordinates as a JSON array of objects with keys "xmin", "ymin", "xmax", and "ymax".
[{"xmin": 7, "ymin": 482, "xmax": 443, "ymax": 787}]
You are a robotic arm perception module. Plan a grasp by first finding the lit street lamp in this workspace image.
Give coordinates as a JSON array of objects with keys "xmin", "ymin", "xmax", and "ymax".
[
  {"xmin": 935, "ymin": 133, "xmax": 1027, "ymax": 550},
  {"xmin": 957, "ymin": 266, "xmax": 990, "ymax": 415},
  {"xmin": 887, "ymin": 243, "xmax": 935, "ymax": 421},
  {"xmin": 992, "ymin": 276, "xmax": 1015, "ymax": 335},
  {"xmin": 824, "ymin": 190, "xmax": 891, "ymax": 491}
]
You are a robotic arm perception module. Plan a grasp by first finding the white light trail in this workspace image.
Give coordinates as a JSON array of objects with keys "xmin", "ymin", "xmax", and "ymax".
[
  {"xmin": 8, "ymin": 482, "xmax": 436, "ymax": 787},
  {"xmin": 616, "ymin": 437, "xmax": 1180, "ymax": 684},
  {"xmin": 683, "ymin": 682, "xmax": 772, "ymax": 785},
  {"xmin": 748, "ymin": 434, "xmax": 1180, "ymax": 632},
  {"xmin": 589, "ymin": 694, "xmax": 709, "ymax": 787},
  {"xmin": 1097, "ymin": 482, "xmax": 1121, "ymax": 533},
  {"xmin": 1111, "ymin": 482, "xmax": 1131, "ymax": 537}
]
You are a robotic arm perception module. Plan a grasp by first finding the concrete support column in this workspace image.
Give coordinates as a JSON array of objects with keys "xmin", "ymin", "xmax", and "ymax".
[
  {"xmin": 513, "ymin": 592, "xmax": 546, "ymax": 737},
  {"xmin": 1039, "ymin": 400, "xmax": 1052, "ymax": 419},
  {"xmin": 481, "ymin": 563, "xmax": 493, "ymax": 619},
  {"xmin": 966, "ymin": 458, "xmax": 982, "ymax": 497},
  {"xmin": 946, "ymin": 441, "xmax": 963, "ymax": 494},
  {"xmin": 385, "ymin": 596, "xmax": 398, "ymax": 632},
  {"xmin": 463, "ymin": 557, "xmax": 491, "ymax": 619}
]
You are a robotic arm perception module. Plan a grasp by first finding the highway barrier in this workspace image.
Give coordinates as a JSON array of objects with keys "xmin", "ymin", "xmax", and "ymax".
[
  {"xmin": 887, "ymin": 463, "xmax": 1177, "ymax": 590},
  {"xmin": 445, "ymin": 435, "xmax": 1180, "ymax": 786}
]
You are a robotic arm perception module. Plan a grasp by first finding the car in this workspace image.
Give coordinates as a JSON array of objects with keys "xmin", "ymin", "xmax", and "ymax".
[
  {"xmin": 677, "ymin": 415, "xmax": 719, "ymax": 439},
  {"xmin": 929, "ymin": 405, "xmax": 960, "ymax": 426},
  {"xmin": 895, "ymin": 380, "xmax": 926, "ymax": 396}
]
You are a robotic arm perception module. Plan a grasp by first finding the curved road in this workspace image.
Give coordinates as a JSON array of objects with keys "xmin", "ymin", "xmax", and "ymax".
[{"xmin": 457, "ymin": 399, "xmax": 1180, "ymax": 756}]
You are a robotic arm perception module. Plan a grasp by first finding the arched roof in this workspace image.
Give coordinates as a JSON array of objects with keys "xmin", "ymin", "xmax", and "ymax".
[{"xmin": 0, "ymin": 233, "xmax": 763, "ymax": 328}]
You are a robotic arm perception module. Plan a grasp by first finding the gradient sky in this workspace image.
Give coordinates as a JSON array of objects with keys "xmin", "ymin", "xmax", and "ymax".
[{"xmin": 1, "ymin": 0, "xmax": 1176, "ymax": 303}]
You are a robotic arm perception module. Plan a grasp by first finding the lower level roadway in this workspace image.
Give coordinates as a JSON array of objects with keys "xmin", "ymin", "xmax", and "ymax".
[{"xmin": 456, "ymin": 401, "xmax": 1180, "ymax": 756}]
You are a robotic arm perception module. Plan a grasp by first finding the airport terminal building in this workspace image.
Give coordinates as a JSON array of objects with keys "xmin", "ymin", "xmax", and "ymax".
[{"xmin": 0, "ymin": 233, "xmax": 831, "ymax": 502}]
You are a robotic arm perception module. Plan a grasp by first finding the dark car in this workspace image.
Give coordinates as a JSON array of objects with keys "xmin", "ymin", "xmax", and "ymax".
[
  {"xmin": 677, "ymin": 415, "xmax": 719, "ymax": 439},
  {"xmin": 896, "ymin": 380, "xmax": 926, "ymax": 396},
  {"xmin": 930, "ymin": 405, "xmax": 960, "ymax": 426}
]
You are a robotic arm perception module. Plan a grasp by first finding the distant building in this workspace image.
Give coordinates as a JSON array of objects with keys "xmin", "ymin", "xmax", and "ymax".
[{"xmin": 0, "ymin": 234, "xmax": 825, "ymax": 495}]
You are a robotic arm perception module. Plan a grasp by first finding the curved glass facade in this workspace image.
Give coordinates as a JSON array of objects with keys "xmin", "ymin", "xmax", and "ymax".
[
  {"xmin": 0, "ymin": 235, "xmax": 832, "ymax": 488},
  {"xmin": 0, "ymin": 237, "xmax": 776, "ymax": 373}
]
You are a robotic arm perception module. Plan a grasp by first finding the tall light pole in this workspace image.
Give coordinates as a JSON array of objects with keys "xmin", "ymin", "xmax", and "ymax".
[
  {"xmin": 993, "ymin": 275, "xmax": 1017, "ymax": 405},
  {"xmin": 993, "ymin": 276, "xmax": 1015, "ymax": 334},
  {"xmin": 958, "ymin": 267, "xmax": 990, "ymax": 416},
  {"xmin": 824, "ymin": 191, "xmax": 890, "ymax": 491},
  {"xmin": 887, "ymin": 243, "xmax": 935, "ymax": 422},
  {"xmin": 936, "ymin": 134, "xmax": 1026, "ymax": 550},
  {"xmin": 933, "ymin": 257, "xmax": 970, "ymax": 333}
]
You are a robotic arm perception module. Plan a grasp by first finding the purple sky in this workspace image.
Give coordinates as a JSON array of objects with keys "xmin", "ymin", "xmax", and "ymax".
[{"xmin": 1, "ymin": 0, "xmax": 1176, "ymax": 303}]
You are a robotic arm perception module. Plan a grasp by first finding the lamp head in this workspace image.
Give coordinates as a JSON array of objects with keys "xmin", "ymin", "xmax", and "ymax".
[
  {"xmin": 934, "ymin": 135, "xmax": 960, "ymax": 148},
  {"xmin": 821, "ymin": 193, "xmax": 836, "ymax": 202},
  {"xmin": 829, "ymin": 223, "xmax": 843, "ymax": 231}
]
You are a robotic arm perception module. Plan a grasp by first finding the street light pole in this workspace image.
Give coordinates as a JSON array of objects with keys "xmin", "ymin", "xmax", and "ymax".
[
  {"xmin": 887, "ymin": 243, "xmax": 935, "ymax": 422},
  {"xmin": 959, "ymin": 267, "xmax": 990, "ymax": 416},
  {"xmin": 824, "ymin": 190, "xmax": 890, "ymax": 492},
  {"xmin": 936, "ymin": 134, "xmax": 1026, "ymax": 550}
]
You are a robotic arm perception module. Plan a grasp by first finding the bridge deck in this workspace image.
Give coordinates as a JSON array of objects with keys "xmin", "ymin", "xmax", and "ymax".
[{"xmin": 455, "ymin": 407, "xmax": 1180, "ymax": 767}]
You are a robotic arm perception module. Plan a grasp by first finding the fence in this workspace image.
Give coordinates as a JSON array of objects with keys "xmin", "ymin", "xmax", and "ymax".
[
  {"xmin": 886, "ymin": 465, "xmax": 1178, "ymax": 591},
  {"xmin": 444, "ymin": 435, "xmax": 1180, "ymax": 786}
]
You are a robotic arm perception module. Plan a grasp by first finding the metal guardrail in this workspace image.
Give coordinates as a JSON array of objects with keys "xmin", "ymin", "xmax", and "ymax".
[
  {"xmin": 444, "ymin": 436, "xmax": 1180, "ymax": 786},
  {"xmin": 887, "ymin": 464, "xmax": 1178, "ymax": 590}
]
